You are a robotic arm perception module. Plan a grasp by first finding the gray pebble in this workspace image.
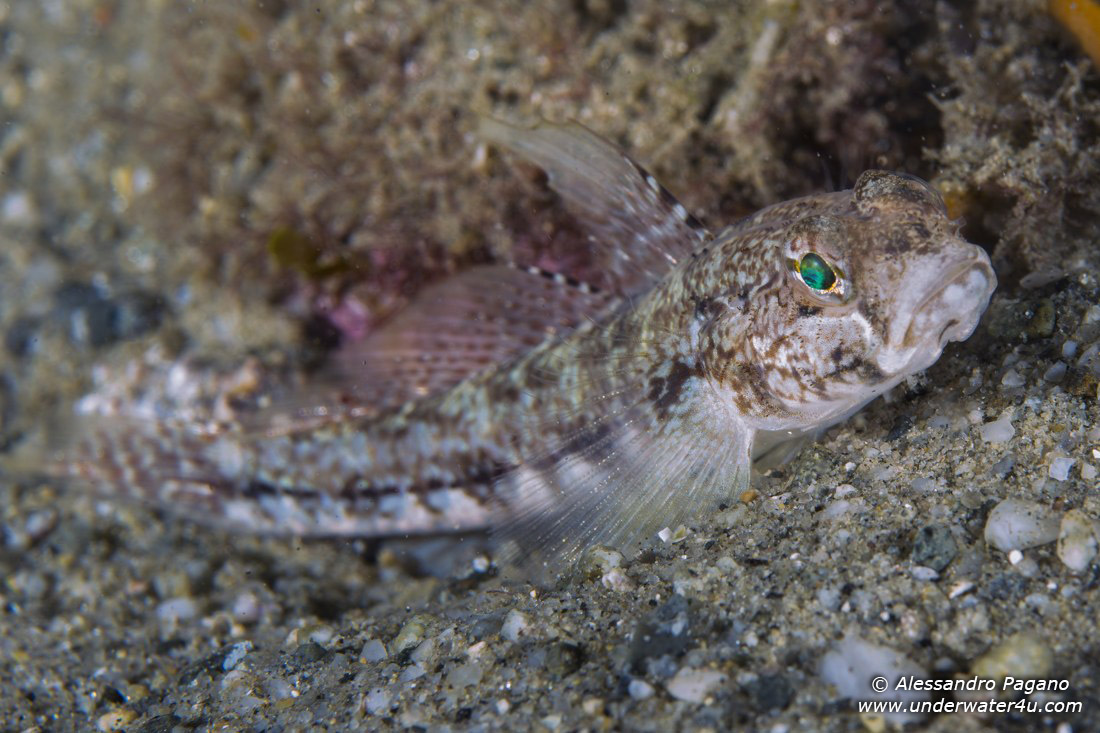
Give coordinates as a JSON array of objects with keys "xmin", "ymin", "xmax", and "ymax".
[
  {"xmin": 360, "ymin": 638, "xmax": 388, "ymax": 663},
  {"xmin": 911, "ymin": 525, "xmax": 957, "ymax": 572}
]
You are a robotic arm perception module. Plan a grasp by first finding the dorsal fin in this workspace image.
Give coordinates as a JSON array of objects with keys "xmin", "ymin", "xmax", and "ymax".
[
  {"xmin": 479, "ymin": 117, "xmax": 710, "ymax": 297},
  {"xmin": 256, "ymin": 264, "xmax": 618, "ymax": 431}
]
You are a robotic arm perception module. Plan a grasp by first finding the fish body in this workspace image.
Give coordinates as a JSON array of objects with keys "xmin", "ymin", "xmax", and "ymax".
[{"xmin": 63, "ymin": 120, "xmax": 996, "ymax": 567}]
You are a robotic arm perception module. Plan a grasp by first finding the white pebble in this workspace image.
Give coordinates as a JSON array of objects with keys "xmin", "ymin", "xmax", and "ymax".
[
  {"xmin": 979, "ymin": 414, "xmax": 1015, "ymax": 443},
  {"xmin": 984, "ymin": 499, "xmax": 1060, "ymax": 552},
  {"xmin": 628, "ymin": 679, "xmax": 655, "ymax": 700},
  {"xmin": 398, "ymin": 664, "xmax": 425, "ymax": 683},
  {"xmin": 817, "ymin": 586, "xmax": 842, "ymax": 611},
  {"xmin": 948, "ymin": 581, "xmax": 975, "ymax": 599},
  {"xmin": 820, "ymin": 636, "xmax": 928, "ymax": 725},
  {"xmin": 821, "ymin": 499, "xmax": 863, "ymax": 520},
  {"xmin": 360, "ymin": 638, "xmax": 387, "ymax": 663},
  {"xmin": 540, "ymin": 714, "xmax": 562, "ymax": 730},
  {"xmin": 910, "ymin": 477, "xmax": 937, "ymax": 492},
  {"xmin": 1008, "ymin": 549, "xmax": 1024, "ymax": 565},
  {"xmin": 221, "ymin": 641, "xmax": 252, "ymax": 672},
  {"xmin": 665, "ymin": 667, "xmax": 728, "ymax": 703},
  {"xmin": 972, "ymin": 633, "xmax": 1053, "ymax": 681},
  {"xmin": 231, "ymin": 592, "xmax": 261, "ymax": 624},
  {"xmin": 1062, "ymin": 340, "xmax": 1078, "ymax": 359},
  {"xmin": 500, "ymin": 609, "xmax": 531, "ymax": 642},
  {"xmin": 1057, "ymin": 510, "xmax": 1098, "ymax": 573},
  {"xmin": 910, "ymin": 566, "xmax": 939, "ymax": 582},
  {"xmin": 364, "ymin": 687, "xmax": 392, "ymax": 715},
  {"xmin": 156, "ymin": 597, "xmax": 197, "ymax": 632},
  {"xmin": 1048, "ymin": 456, "xmax": 1076, "ymax": 482},
  {"xmin": 1043, "ymin": 361, "xmax": 1067, "ymax": 383},
  {"xmin": 409, "ymin": 638, "xmax": 435, "ymax": 665},
  {"xmin": 601, "ymin": 568, "xmax": 636, "ymax": 591},
  {"xmin": 1, "ymin": 191, "xmax": 33, "ymax": 224},
  {"xmin": 1082, "ymin": 462, "xmax": 1098, "ymax": 481},
  {"xmin": 446, "ymin": 662, "xmax": 483, "ymax": 688},
  {"xmin": 1000, "ymin": 369, "xmax": 1025, "ymax": 388}
]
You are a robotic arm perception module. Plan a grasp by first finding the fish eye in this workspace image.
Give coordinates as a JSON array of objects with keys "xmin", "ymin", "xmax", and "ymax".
[{"xmin": 797, "ymin": 252, "xmax": 838, "ymax": 292}]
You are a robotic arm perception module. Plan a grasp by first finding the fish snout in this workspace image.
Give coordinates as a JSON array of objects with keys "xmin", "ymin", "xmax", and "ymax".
[{"xmin": 875, "ymin": 245, "xmax": 995, "ymax": 376}]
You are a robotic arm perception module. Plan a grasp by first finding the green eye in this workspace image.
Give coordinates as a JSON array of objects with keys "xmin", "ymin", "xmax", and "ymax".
[{"xmin": 798, "ymin": 253, "xmax": 837, "ymax": 291}]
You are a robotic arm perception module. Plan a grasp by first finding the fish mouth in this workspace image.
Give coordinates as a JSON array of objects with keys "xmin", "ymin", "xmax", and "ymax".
[
  {"xmin": 907, "ymin": 261, "xmax": 993, "ymax": 345},
  {"xmin": 876, "ymin": 250, "xmax": 996, "ymax": 376}
]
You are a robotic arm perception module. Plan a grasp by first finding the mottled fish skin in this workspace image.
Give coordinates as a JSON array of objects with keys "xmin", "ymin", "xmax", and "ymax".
[{"xmin": 61, "ymin": 120, "xmax": 996, "ymax": 569}]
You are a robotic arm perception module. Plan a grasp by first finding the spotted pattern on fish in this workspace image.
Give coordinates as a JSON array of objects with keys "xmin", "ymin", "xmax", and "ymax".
[{"xmin": 58, "ymin": 119, "xmax": 996, "ymax": 571}]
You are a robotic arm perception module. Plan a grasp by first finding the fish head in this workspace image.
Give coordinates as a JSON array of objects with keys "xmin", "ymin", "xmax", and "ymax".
[{"xmin": 731, "ymin": 171, "xmax": 995, "ymax": 428}]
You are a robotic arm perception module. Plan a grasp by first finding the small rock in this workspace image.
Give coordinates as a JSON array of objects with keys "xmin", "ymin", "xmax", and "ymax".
[
  {"xmin": 983, "ymin": 499, "xmax": 1060, "ymax": 552},
  {"xmin": 231, "ymin": 592, "xmax": 261, "ymax": 624},
  {"xmin": 500, "ymin": 609, "xmax": 532, "ymax": 642},
  {"xmin": 910, "ymin": 477, "xmax": 938, "ymax": 492},
  {"xmin": 264, "ymin": 677, "xmax": 294, "ymax": 702},
  {"xmin": 1048, "ymin": 456, "xmax": 1076, "ymax": 482},
  {"xmin": 1, "ymin": 190, "xmax": 35, "ymax": 225},
  {"xmin": 1042, "ymin": 361, "xmax": 1067, "ymax": 383},
  {"xmin": 97, "ymin": 710, "xmax": 137, "ymax": 731},
  {"xmin": 628, "ymin": 678, "xmax": 655, "ymax": 699},
  {"xmin": 391, "ymin": 615, "xmax": 429, "ymax": 654},
  {"xmin": 53, "ymin": 282, "xmax": 164, "ymax": 349},
  {"xmin": 911, "ymin": 525, "xmax": 957, "ymax": 572},
  {"xmin": 990, "ymin": 455, "xmax": 1015, "ymax": 477},
  {"xmin": 579, "ymin": 545, "xmax": 624, "ymax": 577},
  {"xmin": 1023, "ymin": 298, "xmax": 1056, "ymax": 338},
  {"xmin": 817, "ymin": 586, "xmax": 842, "ymax": 611},
  {"xmin": 910, "ymin": 566, "xmax": 939, "ymax": 581},
  {"xmin": 665, "ymin": 667, "xmax": 727, "ymax": 703},
  {"xmin": 820, "ymin": 636, "xmax": 928, "ymax": 725},
  {"xmin": 545, "ymin": 642, "xmax": 584, "ymax": 679},
  {"xmin": 601, "ymin": 567, "xmax": 636, "ymax": 591},
  {"xmin": 135, "ymin": 715, "xmax": 183, "ymax": 733},
  {"xmin": 540, "ymin": 714, "xmax": 562, "ymax": 730},
  {"xmin": 292, "ymin": 642, "xmax": 329, "ymax": 665},
  {"xmin": 364, "ymin": 687, "xmax": 392, "ymax": 715},
  {"xmin": 979, "ymin": 414, "xmax": 1015, "ymax": 443},
  {"xmin": 971, "ymin": 633, "xmax": 1053, "ymax": 683},
  {"xmin": 23, "ymin": 509, "xmax": 58, "ymax": 542},
  {"xmin": 409, "ymin": 638, "xmax": 436, "ymax": 666},
  {"xmin": 1057, "ymin": 510, "xmax": 1098, "ymax": 573},
  {"xmin": 220, "ymin": 641, "xmax": 252, "ymax": 672},
  {"xmin": 398, "ymin": 664, "xmax": 425, "ymax": 683},
  {"xmin": 306, "ymin": 625, "xmax": 335, "ymax": 644},
  {"xmin": 1000, "ymin": 370, "xmax": 1025, "ymax": 389},
  {"xmin": 360, "ymin": 638, "xmax": 387, "ymax": 663},
  {"xmin": 743, "ymin": 673, "xmax": 794, "ymax": 712},
  {"xmin": 156, "ymin": 597, "xmax": 197, "ymax": 635},
  {"xmin": 5, "ymin": 315, "xmax": 42, "ymax": 357},
  {"xmin": 446, "ymin": 662, "xmax": 483, "ymax": 689}
]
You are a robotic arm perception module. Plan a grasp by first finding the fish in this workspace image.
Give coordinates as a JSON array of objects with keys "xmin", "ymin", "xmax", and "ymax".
[{"xmin": 51, "ymin": 118, "xmax": 996, "ymax": 572}]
